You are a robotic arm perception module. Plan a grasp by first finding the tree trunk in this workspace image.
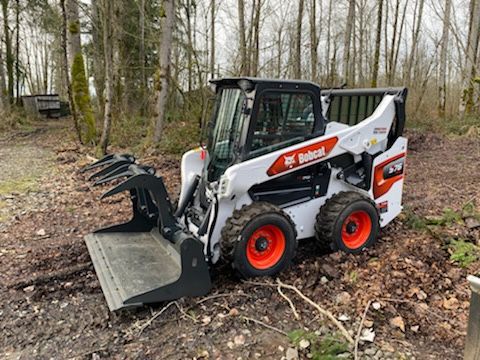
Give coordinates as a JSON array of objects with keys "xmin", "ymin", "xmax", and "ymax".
[
  {"xmin": 0, "ymin": 46, "xmax": 8, "ymax": 112},
  {"xmin": 276, "ymin": 27, "xmax": 282, "ymax": 77},
  {"xmin": 139, "ymin": 0, "xmax": 146, "ymax": 94},
  {"xmin": 1, "ymin": 0, "xmax": 14, "ymax": 103},
  {"xmin": 153, "ymin": 0, "xmax": 175, "ymax": 143},
  {"xmin": 343, "ymin": 0, "xmax": 355, "ymax": 84},
  {"xmin": 210, "ymin": 0, "xmax": 215, "ymax": 79},
  {"xmin": 66, "ymin": 0, "xmax": 81, "ymax": 68},
  {"xmin": 438, "ymin": 0, "xmax": 451, "ymax": 117},
  {"xmin": 99, "ymin": 0, "xmax": 114, "ymax": 153},
  {"xmin": 463, "ymin": 0, "xmax": 480, "ymax": 114},
  {"xmin": 294, "ymin": 0, "xmax": 304, "ymax": 79},
  {"xmin": 392, "ymin": 0, "xmax": 408, "ymax": 83},
  {"xmin": 326, "ymin": 0, "xmax": 333, "ymax": 85},
  {"xmin": 91, "ymin": 0, "xmax": 105, "ymax": 119},
  {"xmin": 251, "ymin": 0, "xmax": 261, "ymax": 77},
  {"xmin": 309, "ymin": 0, "xmax": 318, "ymax": 82},
  {"xmin": 60, "ymin": 0, "xmax": 82, "ymax": 144},
  {"xmin": 237, "ymin": 0, "xmax": 247, "ymax": 75},
  {"xmin": 387, "ymin": 0, "xmax": 400, "ymax": 84},
  {"xmin": 371, "ymin": 0, "xmax": 383, "ymax": 88},
  {"xmin": 406, "ymin": 0, "xmax": 424, "ymax": 84},
  {"xmin": 185, "ymin": 0, "xmax": 193, "ymax": 91},
  {"xmin": 15, "ymin": 0, "xmax": 19, "ymax": 102}
]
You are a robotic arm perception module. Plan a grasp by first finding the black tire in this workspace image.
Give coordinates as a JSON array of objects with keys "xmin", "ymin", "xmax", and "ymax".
[
  {"xmin": 315, "ymin": 192, "xmax": 379, "ymax": 254},
  {"xmin": 221, "ymin": 202, "xmax": 297, "ymax": 278}
]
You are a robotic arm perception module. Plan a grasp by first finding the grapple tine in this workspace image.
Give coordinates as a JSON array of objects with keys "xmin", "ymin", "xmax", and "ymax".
[
  {"xmin": 81, "ymin": 154, "xmax": 115, "ymax": 172},
  {"xmin": 88, "ymin": 159, "xmax": 135, "ymax": 180},
  {"xmin": 94, "ymin": 170, "xmax": 132, "ymax": 186},
  {"xmin": 81, "ymin": 153, "xmax": 135, "ymax": 173},
  {"xmin": 100, "ymin": 174, "xmax": 147, "ymax": 199}
]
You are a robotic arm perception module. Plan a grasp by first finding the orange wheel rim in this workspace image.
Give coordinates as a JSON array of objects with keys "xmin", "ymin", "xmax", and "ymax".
[
  {"xmin": 341, "ymin": 210, "xmax": 372, "ymax": 250},
  {"xmin": 246, "ymin": 224, "xmax": 286, "ymax": 270}
]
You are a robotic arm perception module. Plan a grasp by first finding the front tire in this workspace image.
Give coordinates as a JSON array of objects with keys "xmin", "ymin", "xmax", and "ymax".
[
  {"xmin": 315, "ymin": 192, "xmax": 379, "ymax": 254},
  {"xmin": 221, "ymin": 202, "xmax": 297, "ymax": 278}
]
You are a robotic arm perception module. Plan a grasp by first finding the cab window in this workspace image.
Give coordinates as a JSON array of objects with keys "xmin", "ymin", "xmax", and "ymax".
[{"xmin": 249, "ymin": 91, "xmax": 315, "ymax": 157}]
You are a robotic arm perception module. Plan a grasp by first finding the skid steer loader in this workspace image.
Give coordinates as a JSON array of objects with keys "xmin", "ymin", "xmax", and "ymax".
[{"xmin": 82, "ymin": 78, "xmax": 408, "ymax": 311}]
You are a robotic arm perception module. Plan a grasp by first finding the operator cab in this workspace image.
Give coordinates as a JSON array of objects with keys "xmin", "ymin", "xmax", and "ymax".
[{"xmin": 206, "ymin": 78, "xmax": 327, "ymax": 182}]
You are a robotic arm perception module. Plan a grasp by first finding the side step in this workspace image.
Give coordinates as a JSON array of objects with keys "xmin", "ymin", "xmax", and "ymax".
[{"xmin": 85, "ymin": 229, "xmax": 211, "ymax": 311}]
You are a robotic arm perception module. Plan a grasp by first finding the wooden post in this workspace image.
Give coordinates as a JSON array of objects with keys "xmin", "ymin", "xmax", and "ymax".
[{"xmin": 465, "ymin": 275, "xmax": 480, "ymax": 360}]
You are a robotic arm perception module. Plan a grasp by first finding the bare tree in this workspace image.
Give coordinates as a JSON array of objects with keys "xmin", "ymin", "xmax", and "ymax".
[
  {"xmin": 405, "ymin": 0, "xmax": 425, "ymax": 84},
  {"xmin": 463, "ymin": 0, "xmax": 480, "ymax": 114},
  {"xmin": 343, "ymin": 0, "xmax": 355, "ymax": 83},
  {"xmin": 438, "ymin": 0, "xmax": 452, "ymax": 116},
  {"xmin": 1, "ymin": 0, "xmax": 13, "ymax": 103},
  {"xmin": 66, "ymin": 0, "xmax": 81, "ymax": 68},
  {"xmin": 210, "ymin": 0, "xmax": 215, "ymax": 79},
  {"xmin": 60, "ymin": 0, "xmax": 81, "ymax": 143},
  {"xmin": 139, "ymin": 0, "xmax": 146, "ymax": 94},
  {"xmin": 250, "ymin": 0, "xmax": 261, "ymax": 76},
  {"xmin": 309, "ymin": 0, "xmax": 319, "ymax": 81},
  {"xmin": 237, "ymin": 0, "xmax": 247, "ymax": 75},
  {"xmin": 153, "ymin": 0, "xmax": 175, "ymax": 143},
  {"xmin": 0, "ymin": 46, "xmax": 8, "ymax": 111},
  {"xmin": 99, "ymin": 0, "xmax": 114, "ymax": 153},
  {"xmin": 371, "ymin": 0, "xmax": 383, "ymax": 87},
  {"xmin": 294, "ymin": 0, "xmax": 304, "ymax": 79}
]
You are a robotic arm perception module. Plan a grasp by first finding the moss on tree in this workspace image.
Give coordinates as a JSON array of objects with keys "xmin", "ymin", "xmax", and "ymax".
[{"xmin": 71, "ymin": 52, "xmax": 96, "ymax": 144}]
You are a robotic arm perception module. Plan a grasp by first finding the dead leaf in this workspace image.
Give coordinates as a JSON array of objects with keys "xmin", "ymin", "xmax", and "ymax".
[
  {"xmin": 202, "ymin": 316, "xmax": 211, "ymax": 325},
  {"xmin": 465, "ymin": 217, "xmax": 480, "ymax": 229},
  {"xmin": 228, "ymin": 308, "xmax": 239, "ymax": 316},
  {"xmin": 364, "ymin": 319, "xmax": 374, "ymax": 328},
  {"xmin": 390, "ymin": 316, "xmax": 405, "ymax": 332},
  {"xmin": 372, "ymin": 302, "xmax": 381, "ymax": 310},
  {"xmin": 443, "ymin": 297, "xmax": 459, "ymax": 310},
  {"xmin": 359, "ymin": 328, "xmax": 375, "ymax": 342},
  {"xmin": 23, "ymin": 285, "xmax": 35, "ymax": 292}
]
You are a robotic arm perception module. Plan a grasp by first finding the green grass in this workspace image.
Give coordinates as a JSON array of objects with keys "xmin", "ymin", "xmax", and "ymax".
[
  {"xmin": 0, "ymin": 176, "xmax": 38, "ymax": 195},
  {"xmin": 403, "ymin": 209, "xmax": 428, "ymax": 230},
  {"xmin": 288, "ymin": 330, "xmax": 350, "ymax": 360},
  {"xmin": 462, "ymin": 202, "xmax": 480, "ymax": 222},
  {"xmin": 448, "ymin": 239, "xmax": 479, "ymax": 268},
  {"xmin": 408, "ymin": 114, "xmax": 480, "ymax": 137},
  {"xmin": 425, "ymin": 208, "xmax": 463, "ymax": 226}
]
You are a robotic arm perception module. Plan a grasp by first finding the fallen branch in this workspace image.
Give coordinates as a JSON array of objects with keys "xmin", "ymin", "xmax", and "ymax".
[
  {"xmin": 137, "ymin": 301, "xmax": 178, "ymax": 335},
  {"xmin": 86, "ymin": 154, "xmax": 98, "ymax": 163},
  {"xmin": 10, "ymin": 262, "xmax": 92, "ymax": 289},
  {"xmin": 276, "ymin": 279, "xmax": 354, "ymax": 344},
  {"xmin": 242, "ymin": 316, "xmax": 288, "ymax": 336},
  {"xmin": 277, "ymin": 285, "xmax": 300, "ymax": 320},
  {"xmin": 354, "ymin": 300, "xmax": 372, "ymax": 360},
  {"xmin": 195, "ymin": 292, "xmax": 251, "ymax": 305}
]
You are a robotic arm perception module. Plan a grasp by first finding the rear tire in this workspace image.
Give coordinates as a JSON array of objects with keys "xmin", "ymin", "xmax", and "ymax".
[
  {"xmin": 315, "ymin": 192, "xmax": 379, "ymax": 254},
  {"xmin": 221, "ymin": 202, "xmax": 297, "ymax": 278}
]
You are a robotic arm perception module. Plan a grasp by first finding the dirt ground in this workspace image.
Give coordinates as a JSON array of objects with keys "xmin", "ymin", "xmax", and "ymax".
[{"xmin": 0, "ymin": 120, "xmax": 479, "ymax": 360}]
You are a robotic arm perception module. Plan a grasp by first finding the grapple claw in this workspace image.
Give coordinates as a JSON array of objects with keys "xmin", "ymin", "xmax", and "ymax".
[
  {"xmin": 81, "ymin": 153, "xmax": 135, "ymax": 173},
  {"xmin": 82, "ymin": 154, "xmax": 211, "ymax": 312}
]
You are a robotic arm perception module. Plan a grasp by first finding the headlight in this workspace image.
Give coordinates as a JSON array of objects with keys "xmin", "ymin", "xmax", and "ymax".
[{"xmin": 219, "ymin": 176, "xmax": 230, "ymax": 198}]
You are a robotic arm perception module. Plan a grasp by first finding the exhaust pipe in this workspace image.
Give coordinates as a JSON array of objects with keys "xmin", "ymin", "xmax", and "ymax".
[{"xmin": 465, "ymin": 275, "xmax": 480, "ymax": 360}]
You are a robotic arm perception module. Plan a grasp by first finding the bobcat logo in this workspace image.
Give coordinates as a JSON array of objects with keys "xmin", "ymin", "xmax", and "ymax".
[{"xmin": 283, "ymin": 154, "xmax": 296, "ymax": 169}]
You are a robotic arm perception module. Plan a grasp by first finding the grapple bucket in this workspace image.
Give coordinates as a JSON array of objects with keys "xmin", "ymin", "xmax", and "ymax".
[
  {"xmin": 82, "ymin": 154, "xmax": 211, "ymax": 311},
  {"xmin": 85, "ymin": 229, "xmax": 210, "ymax": 311}
]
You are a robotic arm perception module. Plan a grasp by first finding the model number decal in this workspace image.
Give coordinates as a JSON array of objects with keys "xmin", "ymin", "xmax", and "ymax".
[
  {"xmin": 267, "ymin": 137, "xmax": 338, "ymax": 176},
  {"xmin": 383, "ymin": 158, "xmax": 404, "ymax": 179}
]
